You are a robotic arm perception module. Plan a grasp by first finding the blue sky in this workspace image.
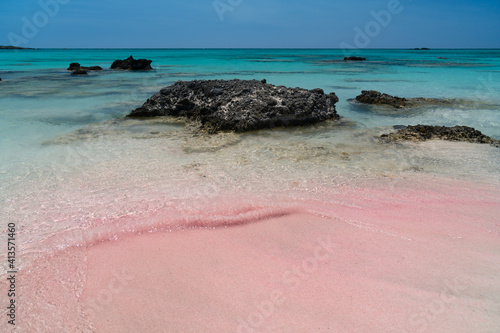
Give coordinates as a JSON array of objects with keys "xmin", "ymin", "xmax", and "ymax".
[{"xmin": 1, "ymin": 0, "xmax": 499, "ymax": 48}]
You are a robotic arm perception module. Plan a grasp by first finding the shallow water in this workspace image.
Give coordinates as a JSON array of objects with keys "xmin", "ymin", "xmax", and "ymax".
[{"xmin": 1, "ymin": 48, "xmax": 500, "ymax": 265}]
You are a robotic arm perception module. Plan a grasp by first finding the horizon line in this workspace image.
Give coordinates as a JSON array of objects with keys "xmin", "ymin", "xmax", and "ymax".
[{"xmin": 3, "ymin": 47, "xmax": 500, "ymax": 50}]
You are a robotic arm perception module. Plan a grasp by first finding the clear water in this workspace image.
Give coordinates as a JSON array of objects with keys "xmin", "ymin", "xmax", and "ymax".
[{"xmin": 1, "ymin": 49, "xmax": 500, "ymax": 270}]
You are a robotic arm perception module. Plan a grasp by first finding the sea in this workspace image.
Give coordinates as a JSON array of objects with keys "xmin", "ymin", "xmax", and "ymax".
[{"xmin": 0, "ymin": 49, "xmax": 500, "ymax": 331}]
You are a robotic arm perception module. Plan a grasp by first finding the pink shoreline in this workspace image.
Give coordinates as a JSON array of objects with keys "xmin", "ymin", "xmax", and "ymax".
[{"xmin": 4, "ymin": 175, "xmax": 500, "ymax": 332}]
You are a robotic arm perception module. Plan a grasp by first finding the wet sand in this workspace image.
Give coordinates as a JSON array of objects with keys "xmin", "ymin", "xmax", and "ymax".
[{"xmin": 8, "ymin": 175, "xmax": 500, "ymax": 332}]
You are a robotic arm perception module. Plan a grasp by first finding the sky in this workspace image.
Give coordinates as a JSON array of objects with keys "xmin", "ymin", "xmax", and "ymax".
[{"xmin": 1, "ymin": 0, "xmax": 499, "ymax": 48}]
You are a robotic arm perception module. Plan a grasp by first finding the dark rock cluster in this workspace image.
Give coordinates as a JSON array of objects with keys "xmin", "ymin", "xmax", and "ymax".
[
  {"xmin": 66, "ymin": 56, "xmax": 153, "ymax": 75},
  {"xmin": 110, "ymin": 56, "xmax": 153, "ymax": 70},
  {"xmin": 381, "ymin": 125, "xmax": 499, "ymax": 147},
  {"xmin": 128, "ymin": 79, "xmax": 339, "ymax": 132}
]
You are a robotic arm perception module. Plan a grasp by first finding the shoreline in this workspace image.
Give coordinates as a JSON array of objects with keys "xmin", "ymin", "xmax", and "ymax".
[{"xmin": 2, "ymin": 173, "xmax": 499, "ymax": 332}]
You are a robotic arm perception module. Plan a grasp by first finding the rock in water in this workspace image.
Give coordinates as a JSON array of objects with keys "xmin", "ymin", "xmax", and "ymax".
[
  {"xmin": 67, "ymin": 63, "xmax": 103, "ymax": 72},
  {"xmin": 354, "ymin": 91, "xmax": 499, "ymax": 111},
  {"xmin": 381, "ymin": 125, "xmax": 500, "ymax": 147},
  {"xmin": 356, "ymin": 90, "xmax": 408, "ymax": 108},
  {"xmin": 68, "ymin": 62, "xmax": 81, "ymax": 71},
  {"xmin": 128, "ymin": 79, "xmax": 339, "ymax": 132},
  {"xmin": 71, "ymin": 69, "xmax": 88, "ymax": 75},
  {"xmin": 354, "ymin": 90, "xmax": 466, "ymax": 109},
  {"xmin": 110, "ymin": 56, "xmax": 153, "ymax": 70},
  {"xmin": 344, "ymin": 56, "xmax": 366, "ymax": 61}
]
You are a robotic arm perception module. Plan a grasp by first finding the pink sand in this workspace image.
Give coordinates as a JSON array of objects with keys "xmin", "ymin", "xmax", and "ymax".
[{"xmin": 6, "ymin": 175, "xmax": 500, "ymax": 332}]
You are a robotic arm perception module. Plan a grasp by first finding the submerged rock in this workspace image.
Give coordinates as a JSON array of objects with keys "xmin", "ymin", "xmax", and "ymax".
[
  {"xmin": 71, "ymin": 69, "xmax": 88, "ymax": 75},
  {"xmin": 344, "ymin": 56, "xmax": 366, "ymax": 61},
  {"xmin": 381, "ymin": 125, "xmax": 499, "ymax": 147},
  {"xmin": 128, "ymin": 79, "xmax": 339, "ymax": 132},
  {"xmin": 354, "ymin": 90, "xmax": 460, "ymax": 109},
  {"xmin": 111, "ymin": 56, "xmax": 153, "ymax": 70}
]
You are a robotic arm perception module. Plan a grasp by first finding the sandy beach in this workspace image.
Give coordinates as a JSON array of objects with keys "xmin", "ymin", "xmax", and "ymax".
[{"xmin": 7, "ymin": 173, "xmax": 499, "ymax": 332}]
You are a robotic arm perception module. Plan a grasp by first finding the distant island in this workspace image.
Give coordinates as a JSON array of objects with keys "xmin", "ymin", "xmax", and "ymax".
[{"xmin": 0, "ymin": 45, "xmax": 33, "ymax": 50}]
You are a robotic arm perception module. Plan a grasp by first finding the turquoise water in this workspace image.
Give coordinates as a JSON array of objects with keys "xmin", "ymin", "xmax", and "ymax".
[
  {"xmin": 1, "ymin": 49, "xmax": 499, "ymax": 148},
  {"xmin": 1, "ymin": 49, "xmax": 500, "ymax": 178},
  {"xmin": 1, "ymin": 48, "xmax": 500, "ymax": 269}
]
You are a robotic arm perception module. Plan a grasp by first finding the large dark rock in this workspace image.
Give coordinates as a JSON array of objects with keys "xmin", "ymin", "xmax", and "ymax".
[
  {"xmin": 381, "ymin": 125, "xmax": 499, "ymax": 147},
  {"xmin": 67, "ymin": 63, "xmax": 103, "ymax": 72},
  {"xmin": 128, "ymin": 79, "xmax": 339, "ymax": 132},
  {"xmin": 110, "ymin": 56, "xmax": 153, "ymax": 70},
  {"xmin": 344, "ymin": 56, "xmax": 366, "ymax": 61}
]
